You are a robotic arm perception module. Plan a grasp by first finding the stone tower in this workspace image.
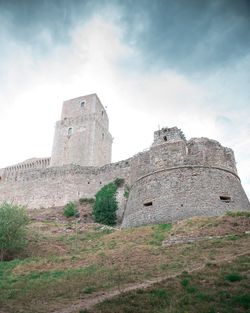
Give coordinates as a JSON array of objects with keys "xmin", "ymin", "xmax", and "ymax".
[{"xmin": 50, "ymin": 94, "xmax": 112, "ymax": 167}]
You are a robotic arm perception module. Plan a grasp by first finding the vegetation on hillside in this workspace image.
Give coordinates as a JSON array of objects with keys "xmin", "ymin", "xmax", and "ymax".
[
  {"xmin": 0, "ymin": 203, "xmax": 29, "ymax": 261},
  {"xmin": 0, "ymin": 213, "xmax": 249, "ymax": 313},
  {"xmin": 87, "ymin": 254, "xmax": 250, "ymax": 313}
]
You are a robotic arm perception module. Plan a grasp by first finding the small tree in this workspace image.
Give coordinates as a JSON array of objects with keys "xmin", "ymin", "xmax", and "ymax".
[
  {"xmin": 63, "ymin": 202, "xmax": 78, "ymax": 218},
  {"xmin": 93, "ymin": 182, "xmax": 118, "ymax": 226},
  {"xmin": 0, "ymin": 202, "xmax": 29, "ymax": 261}
]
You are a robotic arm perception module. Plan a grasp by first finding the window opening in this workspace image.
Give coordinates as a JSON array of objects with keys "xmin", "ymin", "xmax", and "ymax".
[
  {"xmin": 143, "ymin": 201, "xmax": 153, "ymax": 207},
  {"xmin": 220, "ymin": 196, "xmax": 231, "ymax": 203},
  {"xmin": 102, "ymin": 133, "xmax": 104, "ymax": 140},
  {"xmin": 68, "ymin": 127, "xmax": 73, "ymax": 136},
  {"xmin": 102, "ymin": 110, "xmax": 104, "ymax": 116},
  {"xmin": 163, "ymin": 135, "xmax": 167, "ymax": 141},
  {"xmin": 80, "ymin": 100, "xmax": 85, "ymax": 108}
]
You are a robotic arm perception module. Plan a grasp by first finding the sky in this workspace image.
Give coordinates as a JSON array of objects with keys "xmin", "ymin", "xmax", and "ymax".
[{"xmin": 0, "ymin": 0, "xmax": 249, "ymax": 196}]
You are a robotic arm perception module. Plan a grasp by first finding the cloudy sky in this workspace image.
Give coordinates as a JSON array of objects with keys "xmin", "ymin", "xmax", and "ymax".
[{"xmin": 0, "ymin": 0, "xmax": 249, "ymax": 196}]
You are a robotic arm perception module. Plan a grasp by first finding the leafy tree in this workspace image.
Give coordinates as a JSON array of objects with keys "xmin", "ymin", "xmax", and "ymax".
[
  {"xmin": 93, "ymin": 182, "xmax": 118, "ymax": 226},
  {"xmin": 0, "ymin": 202, "xmax": 29, "ymax": 261}
]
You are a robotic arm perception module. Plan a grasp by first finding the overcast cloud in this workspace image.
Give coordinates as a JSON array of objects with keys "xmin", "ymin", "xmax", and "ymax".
[{"xmin": 0, "ymin": 0, "xmax": 249, "ymax": 196}]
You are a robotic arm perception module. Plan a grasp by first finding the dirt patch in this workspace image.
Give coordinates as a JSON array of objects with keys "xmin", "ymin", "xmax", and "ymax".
[{"xmin": 28, "ymin": 202, "xmax": 94, "ymax": 224}]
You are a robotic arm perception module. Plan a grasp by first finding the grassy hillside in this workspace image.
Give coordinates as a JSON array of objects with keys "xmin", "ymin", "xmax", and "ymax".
[{"xmin": 0, "ymin": 212, "xmax": 249, "ymax": 313}]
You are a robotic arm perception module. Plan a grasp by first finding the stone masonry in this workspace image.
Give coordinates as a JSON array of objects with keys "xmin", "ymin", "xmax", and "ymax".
[{"xmin": 0, "ymin": 94, "xmax": 249, "ymax": 227}]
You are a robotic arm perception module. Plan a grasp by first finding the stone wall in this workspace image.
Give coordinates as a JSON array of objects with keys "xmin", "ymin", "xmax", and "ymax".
[
  {"xmin": 0, "ymin": 159, "xmax": 131, "ymax": 209},
  {"xmin": 122, "ymin": 136, "xmax": 249, "ymax": 227},
  {"xmin": 122, "ymin": 166, "xmax": 249, "ymax": 228}
]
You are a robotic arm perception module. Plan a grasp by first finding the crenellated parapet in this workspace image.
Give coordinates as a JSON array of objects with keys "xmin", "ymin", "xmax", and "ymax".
[{"xmin": 1, "ymin": 158, "xmax": 51, "ymax": 181}]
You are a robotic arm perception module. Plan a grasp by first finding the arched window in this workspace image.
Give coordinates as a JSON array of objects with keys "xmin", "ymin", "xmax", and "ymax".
[
  {"xmin": 68, "ymin": 127, "xmax": 73, "ymax": 136},
  {"xmin": 80, "ymin": 100, "xmax": 85, "ymax": 108}
]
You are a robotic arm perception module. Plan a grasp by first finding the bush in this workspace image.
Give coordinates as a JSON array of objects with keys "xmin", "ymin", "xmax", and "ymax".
[
  {"xmin": 0, "ymin": 202, "xmax": 29, "ymax": 261},
  {"xmin": 224, "ymin": 273, "xmax": 243, "ymax": 282},
  {"xmin": 92, "ymin": 182, "xmax": 118, "ymax": 226},
  {"xmin": 63, "ymin": 202, "xmax": 78, "ymax": 218}
]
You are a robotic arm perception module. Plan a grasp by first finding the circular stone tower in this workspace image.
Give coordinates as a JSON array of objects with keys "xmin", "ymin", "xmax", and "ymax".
[{"xmin": 122, "ymin": 127, "xmax": 250, "ymax": 228}]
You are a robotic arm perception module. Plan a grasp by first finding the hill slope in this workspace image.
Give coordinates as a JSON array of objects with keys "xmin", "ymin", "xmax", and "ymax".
[{"xmin": 0, "ymin": 212, "xmax": 249, "ymax": 313}]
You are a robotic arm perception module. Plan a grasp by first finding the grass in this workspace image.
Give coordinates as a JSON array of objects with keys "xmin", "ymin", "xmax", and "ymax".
[
  {"xmin": 149, "ymin": 223, "xmax": 172, "ymax": 246},
  {"xmin": 0, "ymin": 214, "xmax": 249, "ymax": 313},
  {"xmin": 87, "ymin": 255, "xmax": 250, "ymax": 313},
  {"xmin": 226, "ymin": 211, "xmax": 250, "ymax": 218}
]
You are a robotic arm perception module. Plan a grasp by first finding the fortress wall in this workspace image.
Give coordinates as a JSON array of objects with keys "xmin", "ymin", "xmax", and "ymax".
[
  {"xmin": 122, "ymin": 167, "xmax": 250, "ymax": 228},
  {"xmin": 129, "ymin": 141, "xmax": 187, "ymax": 184},
  {"xmin": 0, "ymin": 160, "xmax": 131, "ymax": 209},
  {"xmin": 186, "ymin": 138, "xmax": 237, "ymax": 173},
  {"xmin": 2, "ymin": 158, "xmax": 51, "ymax": 179}
]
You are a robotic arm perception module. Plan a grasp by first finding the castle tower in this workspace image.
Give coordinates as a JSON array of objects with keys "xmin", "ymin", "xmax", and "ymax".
[
  {"xmin": 50, "ymin": 94, "xmax": 112, "ymax": 167},
  {"xmin": 122, "ymin": 127, "xmax": 250, "ymax": 228}
]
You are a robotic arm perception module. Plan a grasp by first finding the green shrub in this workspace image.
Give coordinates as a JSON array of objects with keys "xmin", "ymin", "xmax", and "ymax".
[
  {"xmin": 232, "ymin": 294, "xmax": 250, "ymax": 309},
  {"xmin": 63, "ymin": 202, "xmax": 78, "ymax": 218},
  {"xmin": 92, "ymin": 182, "xmax": 118, "ymax": 226},
  {"xmin": 224, "ymin": 273, "xmax": 243, "ymax": 282},
  {"xmin": 0, "ymin": 202, "xmax": 29, "ymax": 261},
  {"xmin": 79, "ymin": 198, "xmax": 95, "ymax": 205},
  {"xmin": 181, "ymin": 278, "xmax": 190, "ymax": 287}
]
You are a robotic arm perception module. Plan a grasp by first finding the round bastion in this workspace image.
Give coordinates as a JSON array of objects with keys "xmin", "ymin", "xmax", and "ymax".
[{"xmin": 122, "ymin": 128, "xmax": 250, "ymax": 227}]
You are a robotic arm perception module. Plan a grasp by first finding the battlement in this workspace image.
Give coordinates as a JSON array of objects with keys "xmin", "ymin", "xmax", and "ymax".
[{"xmin": 4, "ymin": 158, "xmax": 50, "ymax": 173}]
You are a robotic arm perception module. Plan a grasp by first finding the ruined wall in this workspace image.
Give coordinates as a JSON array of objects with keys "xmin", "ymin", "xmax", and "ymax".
[
  {"xmin": 122, "ymin": 136, "xmax": 249, "ymax": 227},
  {"xmin": 0, "ymin": 160, "xmax": 131, "ymax": 209}
]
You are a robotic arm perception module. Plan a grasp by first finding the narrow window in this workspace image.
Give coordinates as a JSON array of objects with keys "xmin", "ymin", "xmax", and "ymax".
[
  {"xmin": 102, "ymin": 110, "xmax": 104, "ymax": 116},
  {"xmin": 80, "ymin": 100, "xmax": 85, "ymax": 108},
  {"xmin": 163, "ymin": 135, "xmax": 167, "ymax": 141},
  {"xmin": 68, "ymin": 127, "xmax": 73, "ymax": 136},
  {"xmin": 144, "ymin": 201, "xmax": 153, "ymax": 207},
  {"xmin": 220, "ymin": 196, "xmax": 231, "ymax": 203},
  {"xmin": 102, "ymin": 133, "xmax": 104, "ymax": 140}
]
